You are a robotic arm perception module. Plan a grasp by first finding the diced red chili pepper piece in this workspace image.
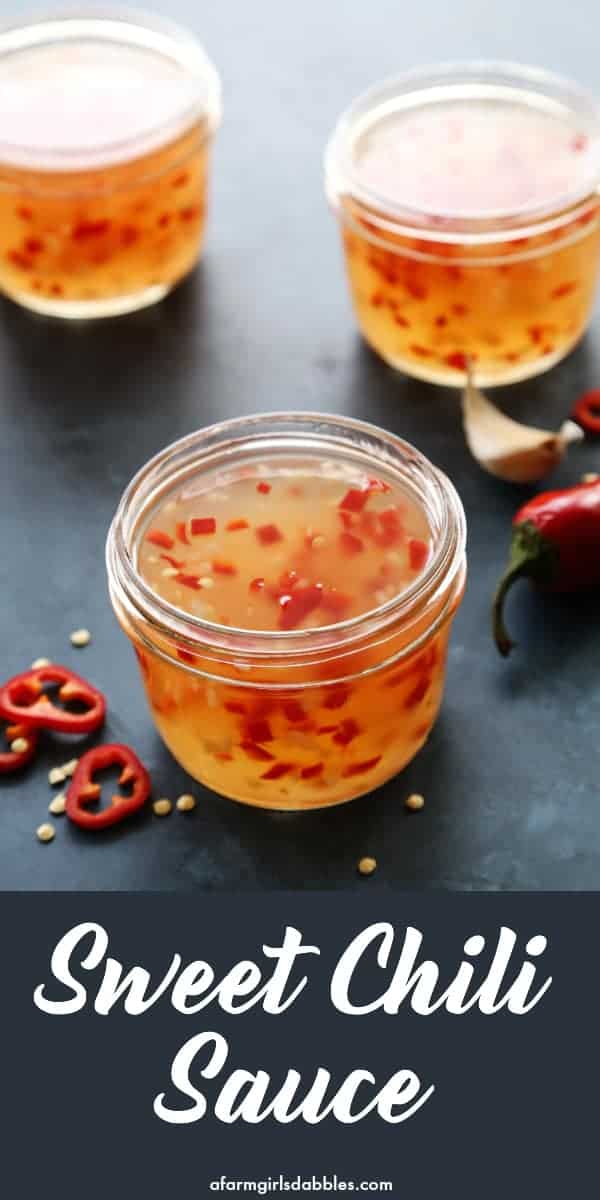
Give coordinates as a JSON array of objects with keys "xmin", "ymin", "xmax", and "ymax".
[
  {"xmin": 66, "ymin": 744, "xmax": 150, "ymax": 831},
  {"xmin": 444, "ymin": 351, "xmax": 468, "ymax": 371},
  {"xmin": 256, "ymin": 481, "xmax": 271, "ymax": 494},
  {"xmin": 320, "ymin": 587, "xmax": 351, "ymax": 619},
  {"xmin": 367, "ymin": 477, "xmax": 392, "ymax": 494},
  {"xmin": 24, "ymin": 237, "xmax": 44, "ymax": 255},
  {"xmin": 279, "ymin": 584, "xmax": 323, "ymax": 630},
  {"xmin": 176, "ymin": 521, "xmax": 189, "ymax": 545},
  {"xmin": 394, "ymin": 314, "xmax": 411, "ymax": 327},
  {"xmin": 244, "ymin": 718, "xmax": 273, "ymax": 743},
  {"xmin": 16, "ymin": 205, "xmax": 32, "ymax": 220},
  {"xmin": 0, "ymin": 718, "xmax": 38, "ymax": 774},
  {"xmin": 279, "ymin": 569, "xmax": 299, "ymax": 591},
  {"xmin": 376, "ymin": 507, "xmax": 404, "ymax": 547},
  {"xmin": 224, "ymin": 700, "xmax": 246, "ymax": 715},
  {"xmin": 343, "ymin": 756, "xmax": 382, "ymax": 778},
  {"xmin": 160, "ymin": 553, "xmax": 185, "ymax": 569},
  {"xmin": 323, "ymin": 687, "xmax": 351, "ymax": 710},
  {"xmin": 339, "ymin": 487, "xmax": 369, "ymax": 513},
  {"xmin": 7, "ymin": 249, "xmax": 32, "ymax": 270},
  {"xmin": 408, "ymin": 538, "xmax": 429, "ymax": 571},
  {"xmin": 333, "ymin": 718, "xmax": 361, "ymax": 746},
  {"xmin": 72, "ymin": 219, "xmax": 111, "ymax": 240},
  {"xmin": 261, "ymin": 762, "xmax": 294, "ymax": 780},
  {"xmin": 573, "ymin": 390, "xmax": 600, "ymax": 434},
  {"xmin": 146, "ymin": 529, "xmax": 174, "ymax": 550},
  {"xmin": 282, "ymin": 699, "xmax": 305, "ymax": 722},
  {"xmin": 0, "ymin": 665, "xmax": 105, "ymax": 734},
  {"xmin": 404, "ymin": 676, "xmax": 430, "ymax": 708},
  {"xmin": 410, "ymin": 344, "xmax": 432, "ymax": 358},
  {"xmin": 434, "ymin": 314, "xmax": 448, "ymax": 328},
  {"xmin": 339, "ymin": 531, "xmax": 364, "ymax": 555},
  {"xmin": 300, "ymin": 762, "xmax": 324, "ymax": 780},
  {"xmin": 213, "ymin": 560, "xmax": 237, "ymax": 576},
  {"xmin": 176, "ymin": 646, "xmax": 198, "ymax": 665},
  {"xmin": 240, "ymin": 740, "xmax": 275, "ymax": 762},
  {"xmin": 172, "ymin": 172, "xmax": 190, "ymax": 188},
  {"xmin": 452, "ymin": 303, "xmax": 469, "ymax": 316},
  {"xmin": 191, "ymin": 517, "xmax": 216, "ymax": 535},
  {"xmin": 120, "ymin": 225, "xmax": 139, "ymax": 247},
  {"xmin": 256, "ymin": 523, "xmax": 283, "ymax": 545},
  {"xmin": 572, "ymin": 133, "xmax": 588, "ymax": 151},
  {"xmin": 551, "ymin": 282, "xmax": 577, "ymax": 299},
  {"xmin": 226, "ymin": 518, "xmax": 250, "ymax": 531},
  {"xmin": 215, "ymin": 752, "xmax": 233, "ymax": 762},
  {"xmin": 249, "ymin": 577, "xmax": 266, "ymax": 592},
  {"xmin": 174, "ymin": 573, "xmax": 202, "ymax": 590},
  {"xmin": 317, "ymin": 724, "xmax": 338, "ymax": 734}
]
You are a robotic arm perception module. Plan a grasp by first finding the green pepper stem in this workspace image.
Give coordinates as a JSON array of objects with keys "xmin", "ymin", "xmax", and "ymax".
[{"xmin": 492, "ymin": 521, "xmax": 558, "ymax": 657}]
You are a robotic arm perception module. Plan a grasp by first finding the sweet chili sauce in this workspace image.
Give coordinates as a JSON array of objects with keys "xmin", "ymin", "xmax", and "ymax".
[
  {"xmin": 0, "ymin": 13, "xmax": 221, "ymax": 317},
  {"xmin": 133, "ymin": 456, "xmax": 453, "ymax": 810},
  {"xmin": 327, "ymin": 64, "xmax": 600, "ymax": 386}
]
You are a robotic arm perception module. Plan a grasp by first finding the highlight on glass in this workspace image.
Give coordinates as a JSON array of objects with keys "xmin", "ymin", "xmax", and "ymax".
[
  {"xmin": 107, "ymin": 413, "xmax": 467, "ymax": 811},
  {"xmin": 0, "ymin": 6, "xmax": 222, "ymax": 317},
  {"xmin": 325, "ymin": 62, "xmax": 600, "ymax": 386}
]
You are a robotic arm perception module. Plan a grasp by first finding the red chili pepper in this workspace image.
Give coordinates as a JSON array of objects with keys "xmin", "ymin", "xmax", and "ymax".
[
  {"xmin": 408, "ymin": 538, "xmax": 429, "ymax": 571},
  {"xmin": 176, "ymin": 521, "xmax": 189, "ymax": 545},
  {"xmin": 279, "ymin": 584, "xmax": 323, "ymax": 629},
  {"xmin": 256, "ymin": 481, "xmax": 271, "ymax": 494},
  {"xmin": 66, "ymin": 744, "xmax": 150, "ymax": 831},
  {"xmin": 339, "ymin": 531, "xmax": 364, "ymax": 555},
  {"xmin": 261, "ymin": 761, "xmax": 294, "ymax": 780},
  {"xmin": 0, "ymin": 665, "xmax": 106, "ymax": 734},
  {"xmin": 226, "ymin": 518, "xmax": 250, "ymax": 532},
  {"xmin": 256, "ymin": 523, "xmax": 283, "ymax": 545},
  {"xmin": 0, "ymin": 720, "xmax": 38, "ymax": 774},
  {"xmin": 493, "ymin": 478, "xmax": 600, "ymax": 655},
  {"xmin": 573, "ymin": 390, "xmax": 600, "ymax": 435},
  {"xmin": 301, "ymin": 761, "xmax": 324, "ymax": 780},
  {"xmin": 174, "ymin": 572, "xmax": 202, "ymax": 590},
  {"xmin": 191, "ymin": 517, "xmax": 216, "ymax": 535},
  {"xmin": 146, "ymin": 529, "xmax": 174, "ymax": 550}
]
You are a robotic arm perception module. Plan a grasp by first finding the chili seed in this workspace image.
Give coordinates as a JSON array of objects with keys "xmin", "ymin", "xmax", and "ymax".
[
  {"xmin": 153, "ymin": 798, "xmax": 172, "ymax": 817},
  {"xmin": 10, "ymin": 737, "xmax": 29, "ymax": 754},
  {"xmin": 49, "ymin": 793, "xmax": 67, "ymax": 816},
  {"xmin": 37, "ymin": 823, "xmax": 55, "ymax": 843},
  {"xmin": 31, "ymin": 657, "xmax": 51, "ymax": 668},
  {"xmin": 405, "ymin": 793, "xmax": 425, "ymax": 811},
  {"xmin": 358, "ymin": 856, "xmax": 377, "ymax": 876},
  {"xmin": 176, "ymin": 793, "xmax": 197, "ymax": 813},
  {"xmin": 70, "ymin": 628, "xmax": 91, "ymax": 647}
]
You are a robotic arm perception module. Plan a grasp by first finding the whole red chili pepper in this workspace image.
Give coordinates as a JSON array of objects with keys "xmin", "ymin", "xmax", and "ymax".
[
  {"xmin": 0, "ymin": 719, "xmax": 38, "ymax": 774},
  {"xmin": 0, "ymin": 664, "xmax": 105, "ymax": 734},
  {"xmin": 66, "ymin": 743, "xmax": 151, "ymax": 831},
  {"xmin": 493, "ymin": 478, "xmax": 600, "ymax": 656}
]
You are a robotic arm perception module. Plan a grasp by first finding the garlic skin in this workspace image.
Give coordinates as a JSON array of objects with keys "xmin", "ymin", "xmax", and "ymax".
[{"xmin": 462, "ymin": 376, "xmax": 584, "ymax": 483}]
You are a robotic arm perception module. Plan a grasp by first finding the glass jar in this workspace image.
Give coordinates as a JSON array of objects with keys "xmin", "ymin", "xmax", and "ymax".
[
  {"xmin": 106, "ymin": 413, "xmax": 467, "ymax": 811},
  {"xmin": 325, "ymin": 62, "xmax": 600, "ymax": 386},
  {"xmin": 0, "ymin": 7, "xmax": 221, "ymax": 317}
]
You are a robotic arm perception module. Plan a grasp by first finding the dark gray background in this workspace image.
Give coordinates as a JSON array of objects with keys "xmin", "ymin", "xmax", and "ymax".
[
  {"xmin": 1, "ymin": 0, "xmax": 599, "ymax": 891},
  {"xmin": 2, "ymin": 893, "xmax": 596, "ymax": 1197}
]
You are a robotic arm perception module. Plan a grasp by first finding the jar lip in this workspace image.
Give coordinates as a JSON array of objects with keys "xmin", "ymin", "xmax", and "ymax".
[
  {"xmin": 325, "ymin": 59, "xmax": 600, "ymax": 244},
  {"xmin": 106, "ymin": 411, "xmax": 467, "ymax": 662},
  {"xmin": 0, "ymin": 5, "xmax": 222, "ymax": 171}
]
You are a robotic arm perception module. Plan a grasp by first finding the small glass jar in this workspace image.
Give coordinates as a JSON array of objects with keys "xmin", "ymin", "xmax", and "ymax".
[
  {"xmin": 325, "ymin": 62, "xmax": 600, "ymax": 386},
  {"xmin": 106, "ymin": 413, "xmax": 466, "ymax": 812},
  {"xmin": 0, "ymin": 7, "xmax": 222, "ymax": 318}
]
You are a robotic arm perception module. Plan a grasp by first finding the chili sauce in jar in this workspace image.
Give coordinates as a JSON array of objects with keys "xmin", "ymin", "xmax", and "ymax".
[
  {"xmin": 107, "ymin": 413, "xmax": 466, "ymax": 811},
  {"xmin": 326, "ymin": 62, "xmax": 600, "ymax": 386},
  {"xmin": 0, "ymin": 8, "xmax": 221, "ymax": 317}
]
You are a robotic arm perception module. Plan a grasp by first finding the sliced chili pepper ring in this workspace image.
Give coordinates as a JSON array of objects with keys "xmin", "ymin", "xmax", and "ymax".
[
  {"xmin": 66, "ymin": 744, "xmax": 150, "ymax": 831},
  {"xmin": 573, "ymin": 390, "xmax": 600, "ymax": 434},
  {"xmin": 0, "ymin": 719, "xmax": 39, "ymax": 774},
  {"xmin": 0, "ymin": 664, "xmax": 106, "ymax": 734}
]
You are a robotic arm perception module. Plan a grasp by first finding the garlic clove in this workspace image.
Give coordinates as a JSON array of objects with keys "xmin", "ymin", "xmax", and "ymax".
[{"xmin": 462, "ymin": 374, "xmax": 584, "ymax": 483}]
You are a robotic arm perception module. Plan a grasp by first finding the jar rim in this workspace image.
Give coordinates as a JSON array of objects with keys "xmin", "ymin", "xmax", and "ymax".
[
  {"xmin": 325, "ymin": 59, "xmax": 600, "ymax": 245},
  {"xmin": 106, "ymin": 412, "xmax": 467, "ymax": 667},
  {"xmin": 0, "ymin": 5, "xmax": 222, "ymax": 171}
]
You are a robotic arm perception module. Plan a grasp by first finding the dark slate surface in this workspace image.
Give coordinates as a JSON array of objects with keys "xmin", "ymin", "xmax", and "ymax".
[{"xmin": 1, "ymin": 0, "xmax": 599, "ymax": 890}]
